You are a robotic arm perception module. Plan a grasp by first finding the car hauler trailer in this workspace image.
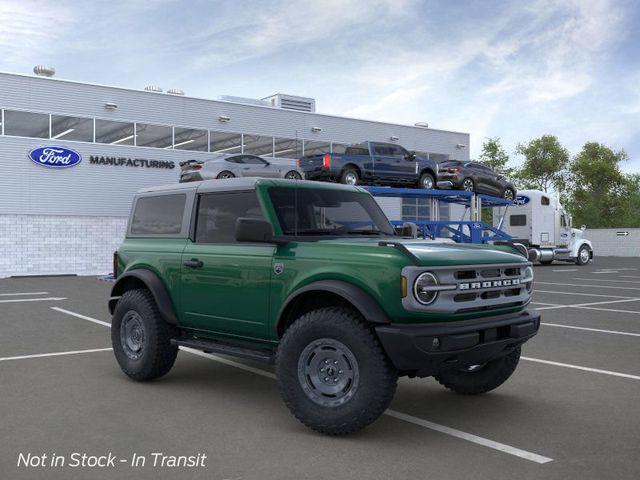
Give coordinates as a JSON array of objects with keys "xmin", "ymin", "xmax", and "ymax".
[{"xmin": 493, "ymin": 190, "xmax": 593, "ymax": 265}]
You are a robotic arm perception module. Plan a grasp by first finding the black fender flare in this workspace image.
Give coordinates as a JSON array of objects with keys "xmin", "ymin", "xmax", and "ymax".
[
  {"xmin": 108, "ymin": 269, "xmax": 178, "ymax": 325},
  {"xmin": 276, "ymin": 280, "xmax": 390, "ymax": 334}
]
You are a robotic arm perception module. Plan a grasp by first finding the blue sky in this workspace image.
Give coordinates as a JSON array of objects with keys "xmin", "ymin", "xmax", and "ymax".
[{"xmin": 1, "ymin": 0, "xmax": 639, "ymax": 171}]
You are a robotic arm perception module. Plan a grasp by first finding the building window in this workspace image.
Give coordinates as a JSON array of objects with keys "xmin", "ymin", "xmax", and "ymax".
[
  {"xmin": 3, "ymin": 110, "xmax": 49, "ymax": 138},
  {"xmin": 135, "ymin": 123, "xmax": 172, "ymax": 149},
  {"xmin": 273, "ymin": 137, "xmax": 302, "ymax": 158},
  {"xmin": 51, "ymin": 115, "xmax": 93, "ymax": 142},
  {"xmin": 210, "ymin": 131, "xmax": 242, "ymax": 154},
  {"xmin": 243, "ymin": 135, "xmax": 274, "ymax": 156},
  {"xmin": 173, "ymin": 127, "xmax": 208, "ymax": 151},
  {"xmin": 130, "ymin": 194, "xmax": 186, "ymax": 235},
  {"xmin": 95, "ymin": 119, "xmax": 135, "ymax": 145},
  {"xmin": 303, "ymin": 140, "xmax": 331, "ymax": 156}
]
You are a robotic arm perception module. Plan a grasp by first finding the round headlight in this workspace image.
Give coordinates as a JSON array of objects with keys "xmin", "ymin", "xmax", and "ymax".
[
  {"xmin": 524, "ymin": 266, "xmax": 534, "ymax": 293},
  {"xmin": 414, "ymin": 272, "xmax": 439, "ymax": 305}
]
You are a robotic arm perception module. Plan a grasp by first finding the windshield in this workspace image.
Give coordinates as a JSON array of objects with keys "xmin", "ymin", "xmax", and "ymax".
[{"xmin": 268, "ymin": 187, "xmax": 395, "ymax": 236}]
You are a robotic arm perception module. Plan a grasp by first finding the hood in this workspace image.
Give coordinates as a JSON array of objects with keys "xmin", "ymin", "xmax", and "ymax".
[{"xmin": 318, "ymin": 237, "xmax": 527, "ymax": 266}]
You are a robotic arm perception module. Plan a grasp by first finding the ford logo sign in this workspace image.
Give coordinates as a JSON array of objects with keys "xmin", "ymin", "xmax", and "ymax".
[
  {"xmin": 28, "ymin": 146, "xmax": 82, "ymax": 168},
  {"xmin": 514, "ymin": 195, "xmax": 530, "ymax": 206}
]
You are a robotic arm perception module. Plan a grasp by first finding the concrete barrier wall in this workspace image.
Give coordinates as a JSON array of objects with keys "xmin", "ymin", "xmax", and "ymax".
[{"xmin": 583, "ymin": 228, "xmax": 640, "ymax": 257}]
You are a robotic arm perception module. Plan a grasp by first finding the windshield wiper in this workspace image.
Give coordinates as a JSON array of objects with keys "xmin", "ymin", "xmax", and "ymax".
[
  {"xmin": 336, "ymin": 229, "xmax": 389, "ymax": 236},
  {"xmin": 284, "ymin": 229, "xmax": 343, "ymax": 236}
]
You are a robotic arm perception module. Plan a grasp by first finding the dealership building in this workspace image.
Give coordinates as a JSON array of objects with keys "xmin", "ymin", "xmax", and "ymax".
[{"xmin": 0, "ymin": 69, "xmax": 470, "ymax": 278}]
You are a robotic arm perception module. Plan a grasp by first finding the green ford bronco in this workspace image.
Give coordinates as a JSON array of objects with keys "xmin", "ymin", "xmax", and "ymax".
[{"xmin": 109, "ymin": 178, "xmax": 539, "ymax": 435}]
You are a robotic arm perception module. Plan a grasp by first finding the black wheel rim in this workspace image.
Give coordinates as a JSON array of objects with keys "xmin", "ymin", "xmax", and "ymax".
[
  {"xmin": 120, "ymin": 311, "xmax": 145, "ymax": 360},
  {"xmin": 297, "ymin": 338, "xmax": 359, "ymax": 407},
  {"xmin": 285, "ymin": 171, "xmax": 301, "ymax": 179},
  {"xmin": 504, "ymin": 189, "xmax": 514, "ymax": 200},
  {"xmin": 219, "ymin": 172, "xmax": 233, "ymax": 179},
  {"xmin": 463, "ymin": 179, "xmax": 474, "ymax": 192}
]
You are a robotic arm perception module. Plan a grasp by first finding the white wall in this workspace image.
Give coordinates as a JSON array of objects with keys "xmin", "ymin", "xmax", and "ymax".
[
  {"xmin": 0, "ymin": 215, "xmax": 126, "ymax": 278},
  {"xmin": 583, "ymin": 228, "xmax": 640, "ymax": 257}
]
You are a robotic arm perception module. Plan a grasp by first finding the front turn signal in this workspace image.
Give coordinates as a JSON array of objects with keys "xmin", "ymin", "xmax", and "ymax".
[{"xmin": 401, "ymin": 276, "xmax": 407, "ymax": 298}]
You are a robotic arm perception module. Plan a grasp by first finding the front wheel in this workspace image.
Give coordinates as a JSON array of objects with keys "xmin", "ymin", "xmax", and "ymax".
[
  {"xmin": 576, "ymin": 245, "xmax": 591, "ymax": 265},
  {"xmin": 111, "ymin": 289, "xmax": 178, "ymax": 381},
  {"xmin": 503, "ymin": 187, "xmax": 515, "ymax": 200},
  {"xmin": 276, "ymin": 307, "xmax": 398, "ymax": 435},
  {"xmin": 435, "ymin": 347, "xmax": 521, "ymax": 395},
  {"xmin": 418, "ymin": 172, "xmax": 435, "ymax": 189}
]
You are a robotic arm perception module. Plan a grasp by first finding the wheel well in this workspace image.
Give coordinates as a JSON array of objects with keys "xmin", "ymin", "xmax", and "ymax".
[
  {"xmin": 277, "ymin": 290, "xmax": 363, "ymax": 338},
  {"xmin": 342, "ymin": 163, "xmax": 361, "ymax": 177},
  {"xmin": 111, "ymin": 276, "xmax": 147, "ymax": 297},
  {"xmin": 419, "ymin": 167, "xmax": 435, "ymax": 178}
]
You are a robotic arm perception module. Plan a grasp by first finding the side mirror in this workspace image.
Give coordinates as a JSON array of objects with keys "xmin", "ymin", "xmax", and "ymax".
[
  {"xmin": 404, "ymin": 151, "xmax": 416, "ymax": 161},
  {"xmin": 394, "ymin": 222, "xmax": 418, "ymax": 238},
  {"xmin": 235, "ymin": 218, "xmax": 277, "ymax": 243}
]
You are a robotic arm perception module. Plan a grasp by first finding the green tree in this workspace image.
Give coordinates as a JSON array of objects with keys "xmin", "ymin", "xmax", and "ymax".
[
  {"xmin": 514, "ymin": 135, "xmax": 569, "ymax": 192},
  {"xmin": 478, "ymin": 137, "xmax": 514, "ymax": 177},
  {"xmin": 566, "ymin": 142, "xmax": 632, "ymax": 228}
]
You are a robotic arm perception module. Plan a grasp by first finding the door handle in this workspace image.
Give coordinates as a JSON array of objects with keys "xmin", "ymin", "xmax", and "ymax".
[{"xmin": 183, "ymin": 259, "xmax": 204, "ymax": 269}]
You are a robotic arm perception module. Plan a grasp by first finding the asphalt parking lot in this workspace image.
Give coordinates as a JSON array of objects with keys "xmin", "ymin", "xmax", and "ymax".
[{"xmin": 1, "ymin": 257, "xmax": 639, "ymax": 480}]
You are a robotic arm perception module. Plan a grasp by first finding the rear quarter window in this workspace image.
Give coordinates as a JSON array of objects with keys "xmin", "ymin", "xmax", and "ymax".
[{"xmin": 130, "ymin": 194, "xmax": 186, "ymax": 235}]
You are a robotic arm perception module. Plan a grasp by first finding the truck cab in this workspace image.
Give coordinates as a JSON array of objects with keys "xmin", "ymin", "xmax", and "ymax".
[{"xmin": 494, "ymin": 189, "xmax": 593, "ymax": 265}]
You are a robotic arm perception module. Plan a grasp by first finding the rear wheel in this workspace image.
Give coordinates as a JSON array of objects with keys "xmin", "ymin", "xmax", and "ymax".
[
  {"xmin": 276, "ymin": 307, "xmax": 397, "ymax": 435},
  {"xmin": 340, "ymin": 168, "xmax": 359, "ymax": 186},
  {"xmin": 462, "ymin": 178, "xmax": 475, "ymax": 192},
  {"xmin": 418, "ymin": 172, "xmax": 435, "ymax": 189},
  {"xmin": 576, "ymin": 245, "xmax": 591, "ymax": 265},
  {"xmin": 111, "ymin": 289, "xmax": 178, "ymax": 381},
  {"xmin": 284, "ymin": 170, "xmax": 302, "ymax": 180},
  {"xmin": 216, "ymin": 171, "xmax": 235, "ymax": 179},
  {"xmin": 435, "ymin": 348, "xmax": 521, "ymax": 395}
]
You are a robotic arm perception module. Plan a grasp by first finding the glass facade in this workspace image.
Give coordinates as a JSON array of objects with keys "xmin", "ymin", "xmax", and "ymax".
[{"xmin": 0, "ymin": 108, "xmax": 455, "ymax": 163}]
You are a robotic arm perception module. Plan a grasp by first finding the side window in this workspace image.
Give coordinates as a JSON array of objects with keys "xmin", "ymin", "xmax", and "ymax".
[
  {"xmin": 195, "ymin": 192, "xmax": 264, "ymax": 244},
  {"xmin": 561, "ymin": 215, "xmax": 567, "ymax": 227},
  {"xmin": 243, "ymin": 155, "xmax": 267, "ymax": 165},
  {"xmin": 541, "ymin": 196, "xmax": 550, "ymax": 206},
  {"xmin": 510, "ymin": 215, "xmax": 527, "ymax": 227},
  {"xmin": 130, "ymin": 194, "xmax": 186, "ymax": 235},
  {"xmin": 226, "ymin": 156, "xmax": 243, "ymax": 164},
  {"xmin": 373, "ymin": 144, "xmax": 391, "ymax": 156}
]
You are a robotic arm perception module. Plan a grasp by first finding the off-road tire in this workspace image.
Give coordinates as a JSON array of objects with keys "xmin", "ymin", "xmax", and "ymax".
[
  {"xmin": 111, "ymin": 289, "xmax": 178, "ymax": 381},
  {"xmin": 435, "ymin": 347, "xmax": 521, "ymax": 395},
  {"xmin": 576, "ymin": 245, "xmax": 591, "ymax": 265},
  {"xmin": 340, "ymin": 168, "xmax": 359, "ymax": 186},
  {"xmin": 216, "ymin": 171, "xmax": 235, "ymax": 179},
  {"xmin": 419, "ymin": 172, "xmax": 435, "ymax": 189},
  {"xmin": 276, "ymin": 307, "xmax": 398, "ymax": 435}
]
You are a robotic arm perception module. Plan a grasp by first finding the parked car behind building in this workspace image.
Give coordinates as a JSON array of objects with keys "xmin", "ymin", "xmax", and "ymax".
[
  {"xmin": 437, "ymin": 160, "xmax": 516, "ymax": 199},
  {"xmin": 180, "ymin": 154, "xmax": 304, "ymax": 183}
]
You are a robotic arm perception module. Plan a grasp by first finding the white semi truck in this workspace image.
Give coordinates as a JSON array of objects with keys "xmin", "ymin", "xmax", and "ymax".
[{"xmin": 493, "ymin": 189, "xmax": 593, "ymax": 265}]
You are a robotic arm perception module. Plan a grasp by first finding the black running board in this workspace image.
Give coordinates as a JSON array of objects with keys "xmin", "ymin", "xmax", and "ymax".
[{"xmin": 171, "ymin": 337, "xmax": 275, "ymax": 364}]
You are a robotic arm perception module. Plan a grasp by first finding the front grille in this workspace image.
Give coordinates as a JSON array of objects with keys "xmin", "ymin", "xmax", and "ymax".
[{"xmin": 402, "ymin": 262, "xmax": 533, "ymax": 314}]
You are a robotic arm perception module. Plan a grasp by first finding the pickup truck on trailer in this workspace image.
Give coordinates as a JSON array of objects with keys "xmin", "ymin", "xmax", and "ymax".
[
  {"xmin": 109, "ymin": 178, "xmax": 539, "ymax": 435},
  {"xmin": 298, "ymin": 141, "xmax": 439, "ymax": 189}
]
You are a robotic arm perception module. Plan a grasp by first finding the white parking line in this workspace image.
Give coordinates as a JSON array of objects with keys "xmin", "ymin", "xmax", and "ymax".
[
  {"xmin": 621, "ymin": 275, "xmax": 640, "ymax": 279},
  {"xmin": 574, "ymin": 305, "xmax": 640, "ymax": 315},
  {"xmin": 183, "ymin": 348, "xmax": 553, "ymax": 464},
  {"xmin": 541, "ymin": 322, "xmax": 640, "ymax": 337},
  {"xmin": 0, "ymin": 297, "xmax": 67, "ymax": 304},
  {"xmin": 0, "ymin": 348, "xmax": 112, "ymax": 362},
  {"xmin": 533, "ymin": 298, "xmax": 640, "ymax": 311},
  {"xmin": 51, "ymin": 307, "xmax": 111, "ymax": 327},
  {"xmin": 573, "ymin": 277, "xmax": 640, "ymax": 284},
  {"xmin": 552, "ymin": 269, "xmax": 578, "ymax": 272},
  {"xmin": 534, "ymin": 290, "xmax": 636, "ymax": 299},
  {"xmin": 0, "ymin": 292, "xmax": 49, "ymax": 296},
  {"xmin": 522, "ymin": 357, "xmax": 640, "ymax": 381},
  {"xmin": 536, "ymin": 281, "xmax": 640, "ymax": 291}
]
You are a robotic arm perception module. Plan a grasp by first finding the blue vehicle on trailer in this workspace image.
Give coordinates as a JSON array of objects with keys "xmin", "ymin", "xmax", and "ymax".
[
  {"xmin": 365, "ymin": 187, "xmax": 523, "ymax": 252},
  {"xmin": 298, "ymin": 141, "xmax": 439, "ymax": 190}
]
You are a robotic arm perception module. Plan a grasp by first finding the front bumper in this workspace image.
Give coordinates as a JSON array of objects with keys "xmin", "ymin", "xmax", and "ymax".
[{"xmin": 375, "ymin": 309, "xmax": 540, "ymax": 377}]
